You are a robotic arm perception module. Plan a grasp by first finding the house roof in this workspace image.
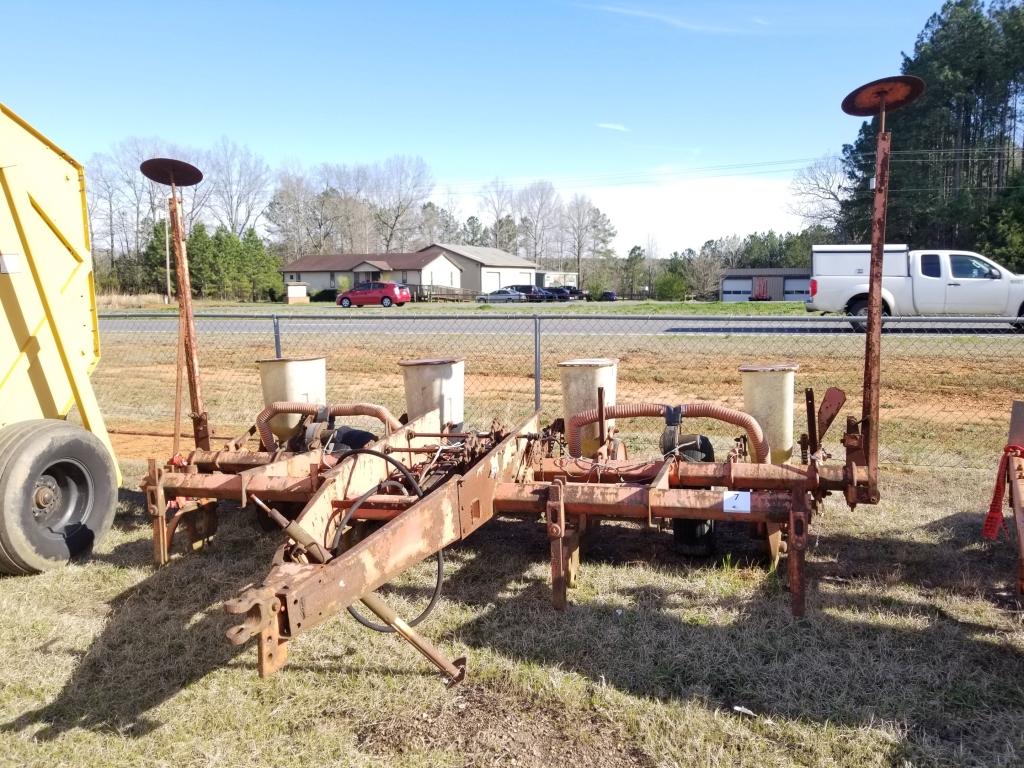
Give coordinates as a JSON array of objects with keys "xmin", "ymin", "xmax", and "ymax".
[
  {"xmin": 421, "ymin": 243, "xmax": 539, "ymax": 269},
  {"xmin": 280, "ymin": 251, "xmax": 451, "ymax": 273}
]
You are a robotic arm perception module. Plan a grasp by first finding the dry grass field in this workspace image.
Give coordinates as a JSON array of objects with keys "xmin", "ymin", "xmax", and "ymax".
[
  {"xmin": 93, "ymin": 325, "xmax": 1022, "ymax": 468},
  {"xmin": 3, "ymin": 322, "xmax": 1023, "ymax": 766},
  {"xmin": 0, "ymin": 462, "xmax": 1021, "ymax": 767}
]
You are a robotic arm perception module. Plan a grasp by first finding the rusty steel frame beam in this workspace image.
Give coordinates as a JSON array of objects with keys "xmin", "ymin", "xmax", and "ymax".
[
  {"xmin": 334, "ymin": 485, "xmax": 796, "ymax": 525},
  {"xmin": 142, "ymin": 412, "xmax": 448, "ymax": 567},
  {"xmin": 227, "ymin": 407, "xmax": 838, "ymax": 677},
  {"xmin": 534, "ymin": 457, "xmax": 864, "ymax": 492},
  {"xmin": 150, "ymin": 471, "xmax": 320, "ymax": 503},
  {"xmin": 227, "ymin": 413, "xmax": 539, "ymax": 676},
  {"xmin": 493, "ymin": 482, "xmax": 794, "ymax": 523}
]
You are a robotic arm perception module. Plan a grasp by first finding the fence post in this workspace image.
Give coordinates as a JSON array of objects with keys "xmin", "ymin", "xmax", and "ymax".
[
  {"xmin": 533, "ymin": 315, "xmax": 542, "ymax": 411},
  {"xmin": 272, "ymin": 314, "xmax": 282, "ymax": 359}
]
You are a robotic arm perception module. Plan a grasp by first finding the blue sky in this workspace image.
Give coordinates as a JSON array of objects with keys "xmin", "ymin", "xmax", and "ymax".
[{"xmin": 2, "ymin": 0, "xmax": 942, "ymax": 251}]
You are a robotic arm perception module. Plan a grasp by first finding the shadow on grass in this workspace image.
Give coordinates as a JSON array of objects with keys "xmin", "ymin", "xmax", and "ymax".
[
  {"xmin": 2, "ymin": 504, "xmax": 277, "ymax": 739},
  {"xmin": 5, "ymin": 495, "xmax": 1022, "ymax": 762},
  {"xmin": 442, "ymin": 513, "xmax": 1024, "ymax": 763}
]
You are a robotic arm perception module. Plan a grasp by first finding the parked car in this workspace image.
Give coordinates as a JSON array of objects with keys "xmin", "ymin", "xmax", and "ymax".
[
  {"xmin": 596, "ymin": 290, "xmax": 617, "ymax": 302},
  {"xmin": 336, "ymin": 281, "xmax": 411, "ymax": 307},
  {"xmin": 546, "ymin": 287, "xmax": 571, "ymax": 302},
  {"xmin": 507, "ymin": 284, "xmax": 554, "ymax": 302},
  {"xmin": 565, "ymin": 286, "xmax": 589, "ymax": 301},
  {"xmin": 476, "ymin": 288, "xmax": 526, "ymax": 303}
]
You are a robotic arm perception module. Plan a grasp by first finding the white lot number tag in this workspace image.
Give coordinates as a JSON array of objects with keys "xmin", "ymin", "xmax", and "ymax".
[
  {"xmin": 722, "ymin": 490, "xmax": 752, "ymax": 513},
  {"xmin": 0, "ymin": 253, "xmax": 23, "ymax": 274}
]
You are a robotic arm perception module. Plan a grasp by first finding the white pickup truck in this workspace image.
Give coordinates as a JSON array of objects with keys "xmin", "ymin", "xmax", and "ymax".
[{"xmin": 806, "ymin": 244, "xmax": 1024, "ymax": 323}]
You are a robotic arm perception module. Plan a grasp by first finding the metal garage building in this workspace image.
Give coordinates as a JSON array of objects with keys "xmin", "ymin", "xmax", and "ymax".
[
  {"xmin": 720, "ymin": 268, "xmax": 811, "ymax": 303},
  {"xmin": 418, "ymin": 243, "xmax": 539, "ymax": 294}
]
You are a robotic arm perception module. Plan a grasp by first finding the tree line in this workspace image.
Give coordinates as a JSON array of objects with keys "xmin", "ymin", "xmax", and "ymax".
[
  {"xmin": 89, "ymin": 0, "xmax": 1020, "ymax": 302},
  {"xmin": 793, "ymin": 0, "xmax": 1024, "ymax": 271},
  {"xmin": 84, "ymin": 137, "xmax": 622, "ymax": 299},
  {"xmin": 582, "ymin": 227, "xmax": 835, "ymax": 301},
  {"xmin": 85, "ymin": 130, "xmax": 825, "ymax": 302}
]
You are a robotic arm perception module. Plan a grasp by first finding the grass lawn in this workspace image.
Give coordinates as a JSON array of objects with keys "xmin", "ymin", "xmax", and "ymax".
[
  {"xmin": 13, "ymin": 317, "xmax": 1024, "ymax": 765},
  {"xmin": 99, "ymin": 294, "xmax": 812, "ymax": 317},
  {"xmin": 0, "ymin": 463, "xmax": 1021, "ymax": 767}
]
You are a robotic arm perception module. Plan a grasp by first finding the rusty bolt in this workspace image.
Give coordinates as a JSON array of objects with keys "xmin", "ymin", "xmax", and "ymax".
[{"xmin": 547, "ymin": 523, "xmax": 562, "ymax": 538}]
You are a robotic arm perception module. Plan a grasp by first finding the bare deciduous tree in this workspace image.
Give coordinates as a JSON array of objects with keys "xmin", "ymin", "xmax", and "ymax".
[
  {"xmin": 207, "ymin": 137, "xmax": 272, "ymax": 235},
  {"xmin": 85, "ymin": 152, "xmax": 119, "ymax": 269},
  {"xmin": 515, "ymin": 180, "xmax": 561, "ymax": 264},
  {"xmin": 790, "ymin": 155, "xmax": 848, "ymax": 236},
  {"xmin": 682, "ymin": 247, "xmax": 726, "ymax": 300},
  {"xmin": 265, "ymin": 169, "xmax": 313, "ymax": 263},
  {"xmin": 563, "ymin": 193, "xmax": 596, "ymax": 282},
  {"xmin": 318, "ymin": 163, "xmax": 376, "ymax": 252},
  {"xmin": 367, "ymin": 155, "xmax": 432, "ymax": 252},
  {"xmin": 480, "ymin": 178, "xmax": 513, "ymax": 250}
]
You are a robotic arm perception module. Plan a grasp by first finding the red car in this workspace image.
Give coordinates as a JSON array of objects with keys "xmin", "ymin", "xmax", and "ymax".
[{"xmin": 336, "ymin": 281, "xmax": 412, "ymax": 307}]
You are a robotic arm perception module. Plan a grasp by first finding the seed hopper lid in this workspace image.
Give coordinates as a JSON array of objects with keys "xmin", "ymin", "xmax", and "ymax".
[
  {"xmin": 738, "ymin": 362, "xmax": 800, "ymax": 373},
  {"xmin": 399, "ymin": 358, "xmax": 465, "ymax": 366},
  {"xmin": 140, "ymin": 157, "xmax": 204, "ymax": 187},
  {"xmin": 841, "ymin": 75, "xmax": 925, "ymax": 116},
  {"xmin": 557, "ymin": 358, "xmax": 617, "ymax": 367},
  {"xmin": 255, "ymin": 357, "xmax": 326, "ymax": 365}
]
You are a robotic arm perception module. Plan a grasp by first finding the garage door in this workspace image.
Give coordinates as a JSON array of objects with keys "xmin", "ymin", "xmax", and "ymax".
[
  {"xmin": 721, "ymin": 277, "xmax": 752, "ymax": 302},
  {"xmin": 482, "ymin": 271, "xmax": 500, "ymax": 293},
  {"xmin": 783, "ymin": 277, "xmax": 810, "ymax": 301}
]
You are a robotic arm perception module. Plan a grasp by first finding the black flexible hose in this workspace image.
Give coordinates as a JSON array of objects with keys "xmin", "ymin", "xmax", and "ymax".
[{"xmin": 330, "ymin": 447, "xmax": 444, "ymax": 633}]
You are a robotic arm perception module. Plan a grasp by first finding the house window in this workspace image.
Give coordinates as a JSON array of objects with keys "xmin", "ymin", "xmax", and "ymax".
[
  {"xmin": 329, "ymin": 271, "xmax": 336, "ymax": 287},
  {"xmin": 289, "ymin": 273, "xmax": 298, "ymax": 281},
  {"xmin": 402, "ymin": 271, "xmax": 408, "ymax": 283}
]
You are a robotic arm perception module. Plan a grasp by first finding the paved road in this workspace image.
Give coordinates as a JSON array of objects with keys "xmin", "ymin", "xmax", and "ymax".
[{"xmin": 99, "ymin": 313, "xmax": 1021, "ymax": 336}]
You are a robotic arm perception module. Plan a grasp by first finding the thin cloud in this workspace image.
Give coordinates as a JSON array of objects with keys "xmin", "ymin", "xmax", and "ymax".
[
  {"xmin": 589, "ymin": 4, "xmax": 750, "ymax": 35},
  {"xmin": 596, "ymin": 122, "xmax": 630, "ymax": 132}
]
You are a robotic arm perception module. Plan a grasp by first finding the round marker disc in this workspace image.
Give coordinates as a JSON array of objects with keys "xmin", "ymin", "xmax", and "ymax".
[
  {"xmin": 140, "ymin": 157, "xmax": 204, "ymax": 187},
  {"xmin": 841, "ymin": 75, "xmax": 925, "ymax": 116}
]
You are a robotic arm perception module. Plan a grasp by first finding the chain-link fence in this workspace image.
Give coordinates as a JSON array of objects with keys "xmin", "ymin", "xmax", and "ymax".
[{"xmin": 94, "ymin": 312, "xmax": 1024, "ymax": 468}]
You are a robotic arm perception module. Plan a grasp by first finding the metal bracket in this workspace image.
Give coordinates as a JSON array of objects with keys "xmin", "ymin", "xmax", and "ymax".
[{"xmin": 225, "ymin": 586, "xmax": 289, "ymax": 677}]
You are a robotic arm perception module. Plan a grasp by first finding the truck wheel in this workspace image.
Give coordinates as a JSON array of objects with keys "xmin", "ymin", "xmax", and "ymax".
[
  {"xmin": 847, "ymin": 299, "xmax": 889, "ymax": 333},
  {"xmin": 0, "ymin": 421, "xmax": 55, "ymax": 574},
  {"xmin": 0, "ymin": 421, "xmax": 117, "ymax": 575},
  {"xmin": 1012, "ymin": 304, "xmax": 1024, "ymax": 332}
]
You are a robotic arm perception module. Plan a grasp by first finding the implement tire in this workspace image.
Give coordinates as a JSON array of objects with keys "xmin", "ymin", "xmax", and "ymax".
[
  {"xmin": 671, "ymin": 435, "xmax": 716, "ymax": 557},
  {"xmin": 0, "ymin": 421, "xmax": 117, "ymax": 575}
]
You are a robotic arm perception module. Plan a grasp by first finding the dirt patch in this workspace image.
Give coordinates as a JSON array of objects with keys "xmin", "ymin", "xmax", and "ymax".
[
  {"xmin": 109, "ymin": 431, "xmax": 174, "ymax": 461},
  {"xmin": 354, "ymin": 683, "xmax": 655, "ymax": 767}
]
